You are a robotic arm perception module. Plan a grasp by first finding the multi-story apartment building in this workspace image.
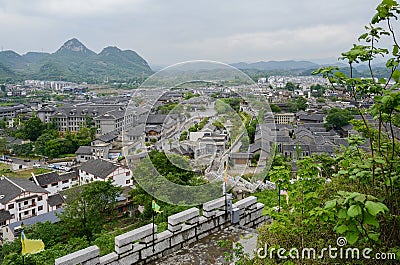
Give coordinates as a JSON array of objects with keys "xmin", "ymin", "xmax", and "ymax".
[
  {"xmin": 0, "ymin": 104, "xmax": 29, "ymax": 120},
  {"xmin": 274, "ymin": 113, "xmax": 295, "ymax": 124},
  {"xmin": 36, "ymin": 103, "xmax": 145, "ymax": 135}
]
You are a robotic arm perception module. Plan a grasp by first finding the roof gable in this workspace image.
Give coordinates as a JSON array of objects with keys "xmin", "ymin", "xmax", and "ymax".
[
  {"xmin": 0, "ymin": 177, "xmax": 48, "ymax": 204},
  {"xmin": 79, "ymin": 159, "xmax": 119, "ymax": 179}
]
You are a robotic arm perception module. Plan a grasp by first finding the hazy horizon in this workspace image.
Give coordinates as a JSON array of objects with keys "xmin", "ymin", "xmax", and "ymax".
[{"xmin": 1, "ymin": 0, "xmax": 382, "ymax": 65}]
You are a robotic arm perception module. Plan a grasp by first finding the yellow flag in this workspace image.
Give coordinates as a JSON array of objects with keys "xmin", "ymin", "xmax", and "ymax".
[
  {"xmin": 21, "ymin": 231, "xmax": 45, "ymax": 255},
  {"xmin": 152, "ymin": 200, "xmax": 162, "ymax": 214}
]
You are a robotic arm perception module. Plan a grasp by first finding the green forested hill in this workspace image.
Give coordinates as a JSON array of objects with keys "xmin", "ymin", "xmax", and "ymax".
[{"xmin": 0, "ymin": 38, "xmax": 153, "ymax": 83}]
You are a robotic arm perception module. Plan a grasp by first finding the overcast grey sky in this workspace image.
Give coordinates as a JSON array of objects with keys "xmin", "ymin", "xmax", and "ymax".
[{"xmin": 0, "ymin": 0, "xmax": 382, "ymax": 65}]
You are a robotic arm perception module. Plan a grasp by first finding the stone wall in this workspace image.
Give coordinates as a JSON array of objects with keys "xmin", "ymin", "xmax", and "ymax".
[{"xmin": 55, "ymin": 195, "xmax": 265, "ymax": 265}]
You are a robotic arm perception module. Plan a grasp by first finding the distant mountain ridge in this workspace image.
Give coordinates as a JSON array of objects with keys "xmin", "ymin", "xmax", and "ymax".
[
  {"xmin": 231, "ymin": 60, "xmax": 320, "ymax": 71},
  {"xmin": 229, "ymin": 60, "xmax": 384, "ymax": 72},
  {"xmin": 0, "ymin": 38, "xmax": 152, "ymax": 82}
]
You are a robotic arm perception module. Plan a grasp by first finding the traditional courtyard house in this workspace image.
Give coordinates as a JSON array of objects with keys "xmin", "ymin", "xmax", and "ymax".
[
  {"xmin": 296, "ymin": 111, "xmax": 325, "ymax": 124},
  {"xmin": 194, "ymin": 132, "xmax": 227, "ymax": 159}
]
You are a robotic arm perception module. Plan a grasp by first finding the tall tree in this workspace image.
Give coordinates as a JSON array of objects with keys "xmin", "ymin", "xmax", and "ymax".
[
  {"xmin": 285, "ymin": 81, "xmax": 296, "ymax": 91},
  {"xmin": 59, "ymin": 181, "xmax": 122, "ymax": 242},
  {"xmin": 0, "ymin": 137, "xmax": 8, "ymax": 154},
  {"xmin": 18, "ymin": 115, "xmax": 45, "ymax": 141}
]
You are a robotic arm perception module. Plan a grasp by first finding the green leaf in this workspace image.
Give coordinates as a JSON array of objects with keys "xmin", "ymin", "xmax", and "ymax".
[
  {"xmin": 354, "ymin": 194, "xmax": 366, "ymax": 202},
  {"xmin": 347, "ymin": 205, "xmax": 362, "ymax": 217},
  {"xmin": 393, "ymin": 45, "xmax": 399, "ymax": 56},
  {"xmin": 336, "ymin": 225, "xmax": 348, "ymax": 234},
  {"xmin": 371, "ymin": 13, "xmax": 380, "ymax": 24},
  {"xmin": 324, "ymin": 200, "xmax": 337, "ymax": 209},
  {"xmin": 393, "ymin": 69, "xmax": 400, "ymax": 83},
  {"xmin": 368, "ymin": 233, "xmax": 380, "ymax": 242},
  {"xmin": 363, "ymin": 211, "xmax": 379, "ymax": 228},
  {"xmin": 338, "ymin": 208, "xmax": 348, "ymax": 219},
  {"xmin": 358, "ymin": 33, "xmax": 369, "ymax": 40},
  {"xmin": 365, "ymin": 201, "xmax": 389, "ymax": 216},
  {"xmin": 346, "ymin": 232, "xmax": 359, "ymax": 245}
]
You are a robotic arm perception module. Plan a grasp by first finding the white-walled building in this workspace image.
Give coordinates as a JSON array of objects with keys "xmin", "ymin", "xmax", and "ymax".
[
  {"xmin": 0, "ymin": 177, "xmax": 49, "ymax": 225},
  {"xmin": 274, "ymin": 113, "xmax": 295, "ymax": 124},
  {"xmin": 31, "ymin": 171, "xmax": 79, "ymax": 195},
  {"xmin": 78, "ymin": 159, "xmax": 132, "ymax": 187}
]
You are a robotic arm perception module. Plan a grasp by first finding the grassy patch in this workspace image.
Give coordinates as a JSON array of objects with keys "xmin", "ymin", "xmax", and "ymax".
[{"xmin": 0, "ymin": 163, "xmax": 52, "ymax": 179}]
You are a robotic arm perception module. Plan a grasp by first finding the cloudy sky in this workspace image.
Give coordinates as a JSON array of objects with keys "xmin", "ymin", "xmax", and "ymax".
[{"xmin": 0, "ymin": 0, "xmax": 382, "ymax": 66}]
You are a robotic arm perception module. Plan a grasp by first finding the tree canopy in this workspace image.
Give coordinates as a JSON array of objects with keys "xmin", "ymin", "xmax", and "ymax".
[
  {"xmin": 324, "ymin": 108, "xmax": 354, "ymax": 130},
  {"xmin": 58, "ymin": 181, "xmax": 123, "ymax": 242}
]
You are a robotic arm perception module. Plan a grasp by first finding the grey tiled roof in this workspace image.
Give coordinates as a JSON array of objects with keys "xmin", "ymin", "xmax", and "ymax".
[
  {"xmin": 297, "ymin": 113, "xmax": 325, "ymax": 122},
  {"xmin": 33, "ymin": 170, "xmax": 78, "ymax": 186},
  {"xmin": 59, "ymin": 170, "xmax": 79, "ymax": 182},
  {"xmin": 75, "ymin": 146, "xmax": 92, "ymax": 155},
  {"xmin": 97, "ymin": 130, "xmax": 120, "ymax": 143},
  {"xmin": 146, "ymin": 115, "xmax": 167, "ymax": 125},
  {"xmin": 47, "ymin": 194, "xmax": 65, "ymax": 207},
  {"xmin": 125, "ymin": 124, "xmax": 144, "ymax": 137},
  {"xmin": 34, "ymin": 172, "xmax": 59, "ymax": 186},
  {"xmin": 250, "ymin": 142, "xmax": 269, "ymax": 153},
  {"xmin": 333, "ymin": 138, "xmax": 349, "ymax": 147},
  {"xmin": 8, "ymin": 208, "xmax": 64, "ymax": 235},
  {"xmin": 95, "ymin": 109, "xmax": 125, "ymax": 120},
  {"xmin": 79, "ymin": 159, "xmax": 118, "ymax": 179},
  {"xmin": 0, "ymin": 177, "xmax": 48, "ymax": 204},
  {"xmin": 276, "ymin": 136, "xmax": 291, "ymax": 143},
  {"xmin": 52, "ymin": 104, "xmax": 125, "ymax": 119}
]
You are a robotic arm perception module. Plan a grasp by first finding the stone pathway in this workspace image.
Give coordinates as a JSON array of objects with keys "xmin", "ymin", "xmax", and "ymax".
[{"xmin": 149, "ymin": 226, "xmax": 257, "ymax": 265}]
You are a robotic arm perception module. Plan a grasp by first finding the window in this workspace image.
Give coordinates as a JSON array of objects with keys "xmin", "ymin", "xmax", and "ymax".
[
  {"xmin": 38, "ymin": 196, "xmax": 42, "ymax": 201},
  {"xmin": 38, "ymin": 206, "xmax": 43, "ymax": 211},
  {"xmin": 126, "ymin": 180, "xmax": 131, "ymax": 184},
  {"xmin": 62, "ymin": 180, "xmax": 69, "ymax": 184},
  {"xmin": 126, "ymin": 172, "xmax": 130, "ymax": 176},
  {"xmin": 24, "ymin": 211, "xmax": 28, "ymax": 215},
  {"xmin": 24, "ymin": 201, "xmax": 28, "ymax": 205},
  {"xmin": 51, "ymin": 182, "xmax": 58, "ymax": 187},
  {"xmin": 8, "ymin": 204, "xmax": 14, "ymax": 210}
]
